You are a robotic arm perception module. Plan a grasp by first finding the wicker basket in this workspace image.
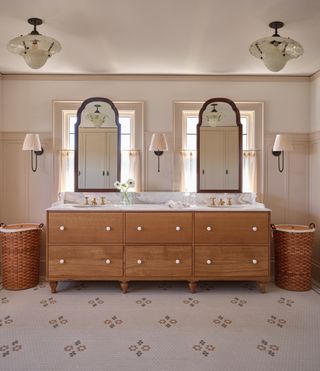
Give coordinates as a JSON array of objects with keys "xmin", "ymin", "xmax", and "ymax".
[
  {"xmin": 0, "ymin": 223, "xmax": 43, "ymax": 290},
  {"xmin": 272, "ymin": 223, "xmax": 315, "ymax": 291}
]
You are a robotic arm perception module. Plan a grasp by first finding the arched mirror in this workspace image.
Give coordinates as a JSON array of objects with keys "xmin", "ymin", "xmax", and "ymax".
[
  {"xmin": 74, "ymin": 97, "xmax": 121, "ymax": 191},
  {"xmin": 197, "ymin": 98, "xmax": 242, "ymax": 193}
]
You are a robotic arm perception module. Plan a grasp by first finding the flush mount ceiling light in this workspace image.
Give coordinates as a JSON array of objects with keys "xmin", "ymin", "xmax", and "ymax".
[
  {"xmin": 249, "ymin": 21, "xmax": 303, "ymax": 72},
  {"xmin": 7, "ymin": 17, "xmax": 61, "ymax": 69},
  {"xmin": 206, "ymin": 104, "xmax": 222, "ymax": 127}
]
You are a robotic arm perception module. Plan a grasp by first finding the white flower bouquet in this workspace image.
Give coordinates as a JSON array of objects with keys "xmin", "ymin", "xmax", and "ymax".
[{"xmin": 114, "ymin": 179, "xmax": 135, "ymax": 204}]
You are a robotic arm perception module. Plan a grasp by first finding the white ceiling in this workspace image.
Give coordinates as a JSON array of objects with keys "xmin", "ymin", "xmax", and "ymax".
[{"xmin": 0, "ymin": 0, "xmax": 320, "ymax": 75}]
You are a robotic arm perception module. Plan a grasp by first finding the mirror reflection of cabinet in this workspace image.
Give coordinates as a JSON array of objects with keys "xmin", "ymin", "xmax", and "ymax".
[
  {"xmin": 75, "ymin": 97, "xmax": 120, "ymax": 192},
  {"xmin": 78, "ymin": 128, "xmax": 118, "ymax": 189},
  {"xmin": 197, "ymin": 98, "xmax": 242, "ymax": 193}
]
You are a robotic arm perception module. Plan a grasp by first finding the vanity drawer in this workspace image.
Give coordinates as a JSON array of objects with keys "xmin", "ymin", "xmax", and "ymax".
[
  {"xmin": 195, "ymin": 244, "xmax": 269, "ymax": 278},
  {"xmin": 125, "ymin": 212, "xmax": 193, "ymax": 244},
  {"xmin": 195, "ymin": 212, "xmax": 269, "ymax": 244},
  {"xmin": 125, "ymin": 245, "xmax": 192, "ymax": 278},
  {"xmin": 48, "ymin": 212, "xmax": 123, "ymax": 244},
  {"xmin": 48, "ymin": 245, "xmax": 123, "ymax": 279}
]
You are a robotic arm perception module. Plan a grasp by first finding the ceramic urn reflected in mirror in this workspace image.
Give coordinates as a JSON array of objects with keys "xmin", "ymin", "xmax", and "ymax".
[
  {"xmin": 74, "ymin": 97, "xmax": 121, "ymax": 192},
  {"xmin": 197, "ymin": 98, "xmax": 242, "ymax": 193}
]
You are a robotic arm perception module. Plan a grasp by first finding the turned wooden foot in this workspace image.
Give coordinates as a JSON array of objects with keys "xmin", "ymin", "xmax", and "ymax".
[
  {"xmin": 188, "ymin": 282, "xmax": 198, "ymax": 294},
  {"xmin": 49, "ymin": 281, "xmax": 58, "ymax": 293},
  {"xmin": 120, "ymin": 282, "xmax": 128, "ymax": 293},
  {"xmin": 258, "ymin": 281, "xmax": 267, "ymax": 293}
]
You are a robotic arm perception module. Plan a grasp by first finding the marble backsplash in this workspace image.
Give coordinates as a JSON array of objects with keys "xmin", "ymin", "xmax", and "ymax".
[{"xmin": 57, "ymin": 192, "xmax": 256, "ymax": 206}]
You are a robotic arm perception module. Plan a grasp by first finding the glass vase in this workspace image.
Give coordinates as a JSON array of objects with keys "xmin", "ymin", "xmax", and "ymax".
[{"xmin": 120, "ymin": 191, "xmax": 131, "ymax": 205}]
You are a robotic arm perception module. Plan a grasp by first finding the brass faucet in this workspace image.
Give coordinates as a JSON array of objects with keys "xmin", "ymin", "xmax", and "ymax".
[
  {"xmin": 91, "ymin": 197, "xmax": 97, "ymax": 206},
  {"xmin": 219, "ymin": 198, "xmax": 225, "ymax": 206}
]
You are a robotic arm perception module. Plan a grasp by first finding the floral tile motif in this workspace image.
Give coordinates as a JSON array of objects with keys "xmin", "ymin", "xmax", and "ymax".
[
  {"xmin": 64, "ymin": 340, "xmax": 86, "ymax": 357},
  {"xmin": 0, "ymin": 297, "xmax": 9, "ymax": 304},
  {"xmin": 40, "ymin": 297, "xmax": 56, "ymax": 307},
  {"xmin": 129, "ymin": 340, "xmax": 151, "ymax": 357},
  {"xmin": 0, "ymin": 340, "xmax": 22, "ymax": 357},
  {"xmin": 278, "ymin": 297, "xmax": 294, "ymax": 307},
  {"xmin": 183, "ymin": 297, "xmax": 200, "ymax": 307},
  {"xmin": 0, "ymin": 316, "xmax": 13, "ymax": 327},
  {"xmin": 104, "ymin": 315, "xmax": 123, "ymax": 328},
  {"xmin": 158, "ymin": 315, "xmax": 178, "ymax": 328},
  {"xmin": 193, "ymin": 340, "xmax": 215, "ymax": 357},
  {"xmin": 257, "ymin": 339, "xmax": 279, "ymax": 356},
  {"xmin": 230, "ymin": 297, "xmax": 247, "ymax": 307},
  {"xmin": 88, "ymin": 297, "xmax": 104, "ymax": 307},
  {"xmin": 213, "ymin": 315, "xmax": 232, "ymax": 328},
  {"xmin": 267, "ymin": 315, "xmax": 286, "ymax": 328},
  {"xmin": 49, "ymin": 316, "xmax": 68, "ymax": 328},
  {"xmin": 136, "ymin": 297, "xmax": 152, "ymax": 307},
  {"xmin": 33, "ymin": 281, "xmax": 47, "ymax": 291}
]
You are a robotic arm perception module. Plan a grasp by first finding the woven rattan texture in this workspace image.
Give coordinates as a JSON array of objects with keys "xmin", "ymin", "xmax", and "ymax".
[
  {"xmin": 274, "ymin": 230, "xmax": 314, "ymax": 291},
  {"xmin": 1, "ymin": 225, "xmax": 41, "ymax": 290}
]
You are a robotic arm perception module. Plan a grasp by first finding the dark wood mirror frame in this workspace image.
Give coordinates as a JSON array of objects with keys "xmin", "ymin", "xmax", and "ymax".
[
  {"xmin": 74, "ymin": 97, "xmax": 121, "ymax": 192},
  {"xmin": 197, "ymin": 97, "xmax": 243, "ymax": 193}
]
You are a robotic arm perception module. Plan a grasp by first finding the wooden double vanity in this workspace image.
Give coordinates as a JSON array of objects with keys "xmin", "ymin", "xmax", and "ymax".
[{"xmin": 46, "ymin": 205, "xmax": 271, "ymax": 293}]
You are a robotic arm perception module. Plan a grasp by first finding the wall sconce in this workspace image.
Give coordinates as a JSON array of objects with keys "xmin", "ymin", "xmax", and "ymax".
[
  {"xmin": 149, "ymin": 133, "xmax": 168, "ymax": 172},
  {"xmin": 22, "ymin": 134, "xmax": 44, "ymax": 172},
  {"xmin": 272, "ymin": 134, "xmax": 293, "ymax": 173},
  {"xmin": 206, "ymin": 103, "xmax": 222, "ymax": 127}
]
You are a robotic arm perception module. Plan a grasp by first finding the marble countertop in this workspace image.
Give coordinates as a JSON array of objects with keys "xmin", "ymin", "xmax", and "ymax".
[{"xmin": 47, "ymin": 202, "xmax": 270, "ymax": 212}]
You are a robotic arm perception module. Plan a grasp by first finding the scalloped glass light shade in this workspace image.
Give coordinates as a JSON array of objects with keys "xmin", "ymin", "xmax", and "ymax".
[
  {"xmin": 7, "ymin": 34, "xmax": 61, "ymax": 69},
  {"xmin": 206, "ymin": 111, "xmax": 222, "ymax": 127},
  {"xmin": 86, "ymin": 112, "xmax": 106, "ymax": 127},
  {"xmin": 249, "ymin": 36, "xmax": 303, "ymax": 72}
]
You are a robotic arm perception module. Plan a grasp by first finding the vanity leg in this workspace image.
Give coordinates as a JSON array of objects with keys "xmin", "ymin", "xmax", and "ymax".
[
  {"xmin": 188, "ymin": 281, "xmax": 198, "ymax": 294},
  {"xmin": 120, "ymin": 281, "xmax": 128, "ymax": 294},
  {"xmin": 49, "ymin": 281, "xmax": 58, "ymax": 293},
  {"xmin": 258, "ymin": 281, "xmax": 267, "ymax": 294}
]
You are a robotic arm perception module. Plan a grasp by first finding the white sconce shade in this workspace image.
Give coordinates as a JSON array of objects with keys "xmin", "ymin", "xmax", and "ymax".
[
  {"xmin": 149, "ymin": 133, "xmax": 168, "ymax": 151},
  {"xmin": 272, "ymin": 134, "xmax": 293, "ymax": 173},
  {"xmin": 22, "ymin": 133, "xmax": 44, "ymax": 172},
  {"xmin": 273, "ymin": 134, "xmax": 293, "ymax": 152},
  {"xmin": 7, "ymin": 18, "xmax": 61, "ymax": 70},
  {"xmin": 22, "ymin": 133, "xmax": 42, "ymax": 151},
  {"xmin": 149, "ymin": 133, "xmax": 168, "ymax": 172}
]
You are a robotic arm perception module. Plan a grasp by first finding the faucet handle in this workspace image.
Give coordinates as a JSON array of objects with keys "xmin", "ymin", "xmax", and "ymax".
[
  {"xmin": 210, "ymin": 197, "xmax": 217, "ymax": 206},
  {"xmin": 84, "ymin": 196, "xmax": 89, "ymax": 205},
  {"xmin": 100, "ymin": 196, "xmax": 106, "ymax": 205},
  {"xmin": 227, "ymin": 197, "xmax": 232, "ymax": 206}
]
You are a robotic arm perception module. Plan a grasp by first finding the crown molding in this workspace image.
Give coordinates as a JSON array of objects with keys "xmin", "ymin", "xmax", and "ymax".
[
  {"xmin": 0, "ymin": 73, "xmax": 310, "ymax": 82},
  {"xmin": 311, "ymin": 70, "xmax": 320, "ymax": 81}
]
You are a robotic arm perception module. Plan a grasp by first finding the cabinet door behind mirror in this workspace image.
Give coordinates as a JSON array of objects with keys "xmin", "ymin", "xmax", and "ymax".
[
  {"xmin": 197, "ymin": 98, "xmax": 242, "ymax": 193},
  {"xmin": 75, "ymin": 97, "xmax": 121, "ymax": 192}
]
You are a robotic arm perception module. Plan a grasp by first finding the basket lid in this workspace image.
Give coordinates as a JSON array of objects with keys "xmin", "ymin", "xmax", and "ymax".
[
  {"xmin": 273, "ymin": 224, "xmax": 315, "ymax": 233},
  {"xmin": 0, "ymin": 223, "xmax": 43, "ymax": 233}
]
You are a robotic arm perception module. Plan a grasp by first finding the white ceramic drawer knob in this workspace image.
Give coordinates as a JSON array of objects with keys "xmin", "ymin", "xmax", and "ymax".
[
  {"xmin": 206, "ymin": 259, "xmax": 212, "ymax": 265},
  {"xmin": 206, "ymin": 226, "xmax": 212, "ymax": 231},
  {"xmin": 252, "ymin": 226, "xmax": 258, "ymax": 232},
  {"xmin": 176, "ymin": 226, "xmax": 181, "ymax": 231},
  {"xmin": 105, "ymin": 259, "xmax": 111, "ymax": 264},
  {"xmin": 137, "ymin": 259, "xmax": 142, "ymax": 264},
  {"xmin": 252, "ymin": 259, "xmax": 258, "ymax": 264},
  {"xmin": 59, "ymin": 226, "xmax": 65, "ymax": 231},
  {"xmin": 175, "ymin": 259, "xmax": 181, "ymax": 264},
  {"xmin": 137, "ymin": 226, "xmax": 142, "ymax": 231},
  {"xmin": 59, "ymin": 259, "xmax": 65, "ymax": 264},
  {"xmin": 105, "ymin": 226, "xmax": 111, "ymax": 231}
]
